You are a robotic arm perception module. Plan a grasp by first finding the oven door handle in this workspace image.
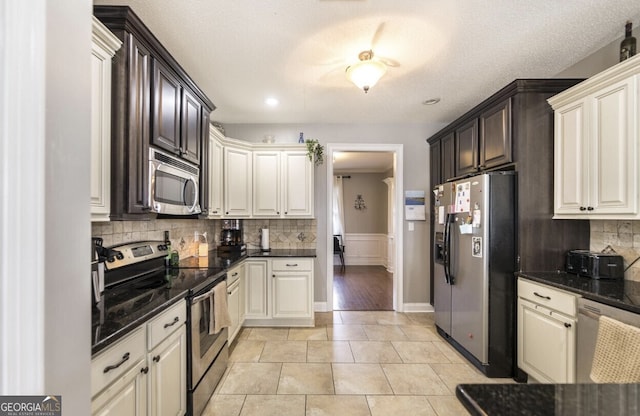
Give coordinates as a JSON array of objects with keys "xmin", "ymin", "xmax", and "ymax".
[{"xmin": 192, "ymin": 286, "xmax": 215, "ymax": 304}]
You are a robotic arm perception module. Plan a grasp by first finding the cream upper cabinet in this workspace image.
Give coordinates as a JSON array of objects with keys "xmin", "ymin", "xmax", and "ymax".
[
  {"xmin": 223, "ymin": 146, "xmax": 252, "ymax": 217},
  {"xmin": 549, "ymin": 55, "xmax": 640, "ymax": 219},
  {"xmin": 252, "ymin": 150, "xmax": 314, "ymax": 218},
  {"xmin": 282, "ymin": 151, "xmax": 314, "ymax": 218},
  {"xmin": 253, "ymin": 150, "xmax": 282, "ymax": 217},
  {"xmin": 207, "ymin": 131, "xmax": 315, "ymax": 219},
  {"xmin": 90, "ymin": 17, "xmax": 121, "ymax": 222},
  {"xmin": 208, "ymin": 127, "xmax": 224, "ymax": 218}
]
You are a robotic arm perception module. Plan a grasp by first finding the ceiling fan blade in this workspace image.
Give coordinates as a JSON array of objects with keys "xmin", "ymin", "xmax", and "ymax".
[
  {"xmin": 370, "ymin": 22, "xmax": 386, "ymax": 49},
  {"xmin": 378, "ymin": 56, "xmax": 400, "ymax": 67}
]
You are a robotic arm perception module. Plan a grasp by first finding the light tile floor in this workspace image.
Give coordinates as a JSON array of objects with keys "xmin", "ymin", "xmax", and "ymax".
[{"xmin": 203, "ymin": 311, "xmax": 513, "ymax": 416}]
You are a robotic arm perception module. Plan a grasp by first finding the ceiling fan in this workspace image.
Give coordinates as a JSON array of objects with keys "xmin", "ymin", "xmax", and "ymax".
[
  {"xmin": 312, "ymin": 21, "xmax": 400, "ymax": 93},
  {"xmin": 345, "ymin": 23, "xmax": 400, "ymax": 93}
]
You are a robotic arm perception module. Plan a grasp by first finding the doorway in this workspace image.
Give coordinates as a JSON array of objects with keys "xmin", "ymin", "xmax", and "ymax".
[{"xmin": 326, "ymin": 143, "xmax": 404, "ymax": 312}]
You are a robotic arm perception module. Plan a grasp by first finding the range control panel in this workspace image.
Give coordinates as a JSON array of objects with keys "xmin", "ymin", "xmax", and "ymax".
[{"xmin": 103, "ymin": 240, "xmax": 169, "ymax": 270}]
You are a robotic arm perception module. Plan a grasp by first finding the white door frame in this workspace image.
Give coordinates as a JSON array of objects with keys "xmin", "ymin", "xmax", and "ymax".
[{"xmin": 326, "ymin": 143, "xmax": 404, "ymax": 311}]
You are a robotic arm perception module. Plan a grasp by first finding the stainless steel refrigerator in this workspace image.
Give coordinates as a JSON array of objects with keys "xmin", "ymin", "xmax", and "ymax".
[{"xmin": 433, "ymin": 172, "xmax": 516, "ymax": 377}]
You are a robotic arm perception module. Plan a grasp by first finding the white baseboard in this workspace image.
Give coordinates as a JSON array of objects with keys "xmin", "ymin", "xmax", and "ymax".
[
  {"xmin": 403, "ymin": 303, "xmax": 435, "ymax": 313},
  {"xmin": 314, "ymin": 302, "xmax": 329, "ymax": 312}
]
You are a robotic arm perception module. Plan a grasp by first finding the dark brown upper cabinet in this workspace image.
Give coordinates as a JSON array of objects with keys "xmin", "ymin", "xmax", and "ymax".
[
  {"xmin": 94, "ymin": 6, "xmax": 214, "ymax": 219},
  {"xmin": 479, "ymin": 98, "xmax": 512, "ymax": 170},
  {"xmin": 441, "ymin": 132, "xmax": 455, "ymax": 183},
  {"xmin": 455, "ymin": 119, "xmax": 479, "ymax": 177},
  {"xmin": 152, "ymin": 60, "xmax": 203, "ymax": 165}
]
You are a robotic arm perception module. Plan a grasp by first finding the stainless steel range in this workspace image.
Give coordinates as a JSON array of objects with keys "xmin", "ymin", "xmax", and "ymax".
[{"xmin": 91, "ymin": 239, "xmax": 229, "ymax": 415}]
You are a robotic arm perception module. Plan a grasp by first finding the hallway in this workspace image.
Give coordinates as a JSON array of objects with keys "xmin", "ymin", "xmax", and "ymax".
[{"xmin": 333, "ymin": 266, "xmax": 393, "ymax": 311}]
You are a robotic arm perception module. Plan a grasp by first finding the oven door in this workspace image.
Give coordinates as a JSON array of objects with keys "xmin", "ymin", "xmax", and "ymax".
[{"xmin": 189, "ymin": 282, "xmax": 228, "ymax": 387}]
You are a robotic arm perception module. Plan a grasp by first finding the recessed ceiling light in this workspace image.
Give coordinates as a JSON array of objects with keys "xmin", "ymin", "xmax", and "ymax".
[
  {"xmin": 265, "ymin": 97, "xmax": 279, "ymax": 107},
  {"xmin": 422, "ymin": 98, "xmax": 440, "ymax": 105}
]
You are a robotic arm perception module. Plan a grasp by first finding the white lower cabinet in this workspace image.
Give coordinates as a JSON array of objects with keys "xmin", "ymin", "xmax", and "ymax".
[
  {"xmin": 91, "ymin": 300, "xmax": 186, "ymax": 416},
  {"xmin": 92, "ymin": 356, "xmax": 148, "ymax": 416},
  {"xmin": 272, "ymin": 259, "xmax": 313, "ymax": 319},
  {"xmin": 245, "ymin": 260, "xmax": 269, "ymax": 319},
  {"xmin": 227, "ymin": 263, "xmax": 245, "ymax": 344},
  {"xmin": 517, "ymin": 278, "xmax": 577, "ymax": 383},
  {"xmin": 244, "ymin": 258, "xmax": 314, "ymax": 326},
  {"xmin": 148, "ymin": 328, "xmax": 187, "ymax": 416}
]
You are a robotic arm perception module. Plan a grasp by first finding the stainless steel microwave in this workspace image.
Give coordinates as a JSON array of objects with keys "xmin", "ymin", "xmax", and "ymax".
[{"xmin": 149, "ymin": 148, "xmax": 201, "ymax": 215}]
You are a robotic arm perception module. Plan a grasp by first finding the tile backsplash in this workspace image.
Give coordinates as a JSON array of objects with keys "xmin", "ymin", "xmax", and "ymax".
[
  {"xmin": 92, "ymin": 218, "xmax": 317, "ymax": 259},
  {"xmin": 590, "ymin": 220, "xmax": 640, "ymax": 282}
]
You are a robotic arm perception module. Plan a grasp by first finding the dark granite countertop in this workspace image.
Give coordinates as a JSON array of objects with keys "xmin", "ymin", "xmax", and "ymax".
[
  {"xmin": 456, "ymin": 383, "xmax": 640, "ymax": 415},
  {"xmin": 92, "ymin": 248, "xmax": 316, "ymax": 355},
  {"xmin": 518, "ymin": 271, "xmax": 640, "ymax": 314}
]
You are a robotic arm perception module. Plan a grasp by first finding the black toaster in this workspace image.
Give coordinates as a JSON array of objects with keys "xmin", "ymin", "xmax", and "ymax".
[{"xmin": 565, "ymin": 250, "xmax": 624, "ymax": 279}]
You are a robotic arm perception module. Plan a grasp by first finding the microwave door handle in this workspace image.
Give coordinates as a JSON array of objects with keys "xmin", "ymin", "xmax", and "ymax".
[{"xmin": 185, "ymin": 177, "xmax": 199, "ymax": 213}]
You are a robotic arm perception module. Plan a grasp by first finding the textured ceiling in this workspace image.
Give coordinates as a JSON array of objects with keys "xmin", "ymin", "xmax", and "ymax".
[{"xmin": 93, "ymin": 0, "xmax": 640, "ymax": 125}]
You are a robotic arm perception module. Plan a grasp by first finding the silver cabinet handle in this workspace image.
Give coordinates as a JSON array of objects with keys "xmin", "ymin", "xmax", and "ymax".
[{"xmin": 104, "ymin": 352, "xmax": 130, "ymax": 373}]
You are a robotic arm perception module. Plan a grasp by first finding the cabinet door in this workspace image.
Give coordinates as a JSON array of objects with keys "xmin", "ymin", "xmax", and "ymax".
[
  {"xmin": 455, "ymin": 119, "xmax": 479, "ymax": 177},
  {"xmin": 208, "ymin": 131, "xmax": 224, "ymax": 217},
  {"xmin": 272, "ymin": 272, "xmax": 312, "ymax": 319},
  {"xmin": 282, "ymin": 151, "xmax": 314, "ymax": 217},
  {"xmin": 91, "ymin": 32, "xmax": 115, "ymax": 222},
  {"xmin": 239, "ymin": 271, "xmax": 246, "ymax": 324},
  {"xmin": 200, "ymin": 109, "xmax": 210, "ymax": 213},
  {"xmin": 589, "ymin": 77, "xmax": 638, "ymax": 215},
  {"xmin": 181, "ymin": 88, "xmax": 202, "ymax": 165},
  {"xmin": 126, "ymin": 34, "xmax": 152, "ymax": 215},
  {"xmin": 245, "ymin": 261, "xmax": 269, "ymax": 318},
  {"xmin": 92, "ymin": 358, "xmax": 148, "ymax": 416},
  {"xmin": 227, "ymin": 280, "xmax": 240, "ymax": 343},
  {"xmin": 253, "ymin": 151, "xmax": 281, "ymax": 217},
  {"xmin": 480, "ymin": 98, "xmax": 512, "ymax": 170},
  {"xmin": 441, "ymin": 133, "xmax": 455, "ymax": 182},
  {"xmin": 554, "ymin": 100, "xmax": 589, "ymax": 215},
  {"xmin": 152, "ymin": 60, "xmax": 182, "ymax": 155},
  {"xmin": 517, "ymin": 298, "xmax": 575, "ymax": 383},
  {"xmin": 429, "ymin": 141, "xmax": 441, "ymax": 188},
  {"xmin": 223, "ymin": 147, "xmax": 252, "ymax": 217},
  {"xmin": 149, "ymin": 328, "xmax": 187, "ymax": 416}
]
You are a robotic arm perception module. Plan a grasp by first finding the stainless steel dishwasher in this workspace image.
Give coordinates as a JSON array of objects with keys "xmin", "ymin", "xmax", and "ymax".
[{"xmin": 576, "ymin": 297, "xmax": 640, "ymax": 382}]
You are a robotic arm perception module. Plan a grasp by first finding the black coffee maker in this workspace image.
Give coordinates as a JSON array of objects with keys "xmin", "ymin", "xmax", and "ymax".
[{"xmin": 219, "ymin": 219, "xmax": 244, "ymax": 251}]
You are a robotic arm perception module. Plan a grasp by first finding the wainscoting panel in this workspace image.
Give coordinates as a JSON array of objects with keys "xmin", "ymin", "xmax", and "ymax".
[{"xmin": 343, "ymin": 233, "xmax": 387, "ymax": 266}]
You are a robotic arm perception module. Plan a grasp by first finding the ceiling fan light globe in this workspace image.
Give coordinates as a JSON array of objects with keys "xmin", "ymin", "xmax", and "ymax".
[{"xmin": 346, "ymin": 59, "xmax": 386, "ymax": 93}]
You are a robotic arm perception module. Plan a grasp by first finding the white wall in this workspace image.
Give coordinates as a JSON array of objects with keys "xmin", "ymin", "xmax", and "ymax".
[
  {"xmin": 0, "ymin": 0, "xmax": 92, "ymax": 414},
  {"xmin": 44, "ymin": 0, "xmax": 92, "ymax": 413},
  {"xmin": 224, "ymin": 123, "xmax": 445, "ymax": 305}
]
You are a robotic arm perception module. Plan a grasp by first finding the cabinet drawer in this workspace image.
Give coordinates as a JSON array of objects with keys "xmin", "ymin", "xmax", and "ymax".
[
  {"xmin": 91, "ymin": 326, "xmax": 146, "ymax": 397},
  {"xmin": 272, "ymin": 258, "xmax": 312, "ymax": 272},
  {"xmin": 518, "ymin": 278, "xmax": 577, "ymax": 317},
  {"xmin": 147, "ymin": 299, "xmax": 186, "ymax": 350},
  {"xmin": 228, "ymin": 263, "xmax": 245, "ymax": 286}
]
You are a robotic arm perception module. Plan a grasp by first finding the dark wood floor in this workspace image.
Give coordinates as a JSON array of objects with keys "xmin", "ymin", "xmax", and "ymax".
[{"xmin": 333, "ymin": 265, "xmax": 393, "ymax": 311}]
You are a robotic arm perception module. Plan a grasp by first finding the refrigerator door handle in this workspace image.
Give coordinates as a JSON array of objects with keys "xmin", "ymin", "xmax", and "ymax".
[{"xmin": 444, "ymin": 213, "xmax": 454, "ymax": 285}]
